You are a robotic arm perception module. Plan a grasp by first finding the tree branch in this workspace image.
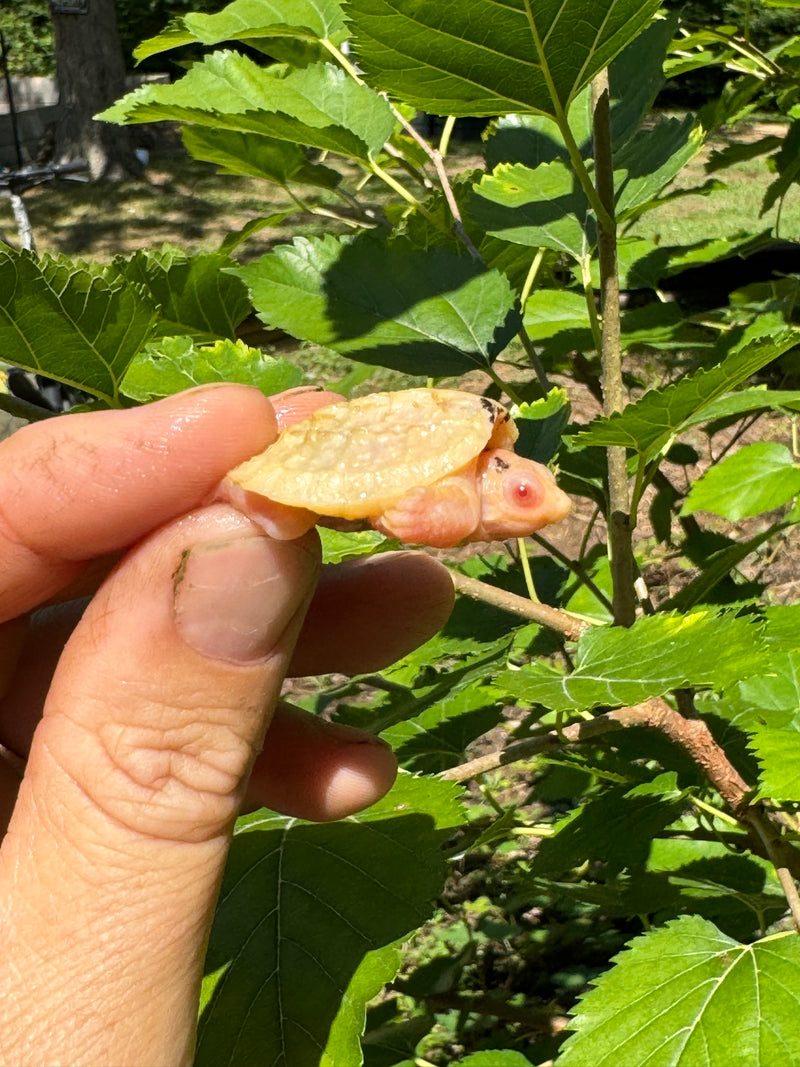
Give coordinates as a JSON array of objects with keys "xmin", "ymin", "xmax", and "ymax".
[
  {"xmin": 449, "ymin": 571, "xmax": 591, "ymax": 641},
  {"xmin": 591, "ymin": 71, "xmax": 636, "ymax": 627},
  {"xmin": 442, "ymin": 695, "xmax": 800, "ymax": 892}
]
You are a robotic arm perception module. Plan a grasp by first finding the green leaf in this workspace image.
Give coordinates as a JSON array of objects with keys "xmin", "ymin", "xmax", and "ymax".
[
  {"xmin": 135, "ymin": 0, "xmax": 347, "ymax": 61},
  {"xmin": 109, "ymin": 248, "xmax": 250, "ymax": 342},
  {"xmin": 231, "ymin": 233, "xmax": 521, "ymax": 376},
  {"xmin": 692, "ymin": 386, "xmax": 800, "ymax": 425},
  {"xmin": 380, "ymin": 681, "xmax": 504, "ymax": 774},
  {"xmin": 346, "ymin": 0, "xmax": 662, "ymax": 119},
  {"xmin": 610, "ymin": 231, "xmax": 768, "ymax": 291},
  {"xmin": 183, "ymin": 0, "xmax": 346, "ymax": 44},
  {"xmin": 101, "ymin": 55, "xmax": 395, "ymax": 164},
  {"xmin": 524, "ymin": 289, "xmax": 591, "ymax": 346},
  {"xmin": 318, "ymin": 527, "xmax": 392, "ymax": 564},
  {"xmin": 557, "ymin": 917, "xmax": 800, "ymax": 1066},
  {"xmin": 615, "ymin": 116, "xmax": 704, "ymax": 218},
  {"xmin": 524, "ymin": 290, "xmax": 699, "ymax": 359},
  {"xmin": 573, "ymin": 331, "xmax": 800, "ymax": 459},
  {"xmin": 182, "ymin": 126, "xmax": 342, "ymax": 189},
  {"xmin": 470, "ymin": 160, "xmax": 594, "ymax": 259},
  {"xmin": 121, "ymin": 336, "xmax": 303, "ymax": 402},
  {"xmin": 0, "ymin": 248, "xmax": 158, "ymax": 405},
  {"xmin": 500, "ymin": 611, "xmax": 768, "ymax": 714},
  {"xmin": 532, "ymin": 786, "xmax": 688, "ymax": 878},
  {"xmin": 483, "ymin": 14, "xmax": 678, "ymax": 169},
  {"xmin": 682, "ymin": 442, "xmax": 800, "ymax": 521},
  {"xmin": 750, "ymin": 725, "xmax": 800, "ymax": 801},
  {"xmin": 513, "ymin": 387, "xmax": 572, "ymax": 465},
  {"xmin": 197, "ymin": 774, "xmax": 464, "ymax": 1067},
  {"xmin": 217, "ymin": 212, "xmax": 294, "ymax": 255},
  {"xmin": 762, "ymin": 119, "xmax": 800, "ymax": 215}
]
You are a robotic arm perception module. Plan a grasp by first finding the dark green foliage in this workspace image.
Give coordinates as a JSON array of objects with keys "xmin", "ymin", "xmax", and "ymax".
[
  {"xmin": 1, "ymin": 0, "xmax": 53, "ymax": 76},
  {"xmin": 0, "ymin": 0, "xmax": 224, "ymax": 76}
]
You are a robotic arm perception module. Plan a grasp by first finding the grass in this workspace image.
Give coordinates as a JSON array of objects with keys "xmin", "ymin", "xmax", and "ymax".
[
  {"xmin": 3, "ymin": 119, "xmax": 796, "ymax": 262},
  {"xmin": 1, "ymin": 118, "xmax": 796, "ymax": 397},
  {"xmin": 628, "ymin": 119, "xmax": 800, "ymax": 246}
]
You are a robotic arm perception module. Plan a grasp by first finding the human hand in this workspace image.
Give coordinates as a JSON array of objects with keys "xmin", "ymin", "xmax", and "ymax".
[{"xmin": 0, "ymin": 385, "xmax": 454, "ymax": 1066}]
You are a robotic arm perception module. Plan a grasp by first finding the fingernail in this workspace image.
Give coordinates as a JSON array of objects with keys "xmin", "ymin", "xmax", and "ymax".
[{"xmin": 174, "ymin": 537, "xmax": 317, "ymax": 664}]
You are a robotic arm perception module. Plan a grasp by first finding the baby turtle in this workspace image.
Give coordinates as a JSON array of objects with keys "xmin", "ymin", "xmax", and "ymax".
[{"xmin": 225, "ymin": 388, "xmax": 572, "ymax": 547}]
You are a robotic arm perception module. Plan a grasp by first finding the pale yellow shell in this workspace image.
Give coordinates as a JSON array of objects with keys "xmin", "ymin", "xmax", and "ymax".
[{"xmin": 229, "ymin": 389, "xmax": 518, "ymax": 519}]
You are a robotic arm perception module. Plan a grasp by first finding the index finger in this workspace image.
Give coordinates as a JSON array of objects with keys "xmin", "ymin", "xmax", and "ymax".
[{"xmin": 0, "ymin": 384, "xmax": 277, "ymax": 621}]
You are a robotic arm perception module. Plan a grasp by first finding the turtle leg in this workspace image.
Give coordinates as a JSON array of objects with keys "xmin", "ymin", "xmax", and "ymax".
[
  {"xmin": 219, "ymin": 481, "xmax": 319, "ymax": 539},
  {"xmin": 373, "ymin": 463, "xmax": 481, "ymax": 548}
]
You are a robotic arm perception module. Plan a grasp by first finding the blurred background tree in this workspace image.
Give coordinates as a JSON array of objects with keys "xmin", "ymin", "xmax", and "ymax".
[{"xmin": 0, "ymin": 0, "xmax": 222, "ymax": 177}]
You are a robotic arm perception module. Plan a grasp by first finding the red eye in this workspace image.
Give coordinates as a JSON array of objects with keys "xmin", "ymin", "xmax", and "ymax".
[{"xmin": 504, "ymin": 474, "xmax": 543, "ymax": 510}]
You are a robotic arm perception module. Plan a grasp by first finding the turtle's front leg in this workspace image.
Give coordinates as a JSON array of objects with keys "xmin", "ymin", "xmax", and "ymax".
[{"xmin": 373, "ymin": 461, "xmax": 481, "ymax": 547}]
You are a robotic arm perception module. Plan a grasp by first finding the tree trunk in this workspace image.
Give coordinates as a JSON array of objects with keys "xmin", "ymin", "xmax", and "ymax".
[{"xmin": 50, "ymin": 0, "xmax": 143, "ymax": 179}]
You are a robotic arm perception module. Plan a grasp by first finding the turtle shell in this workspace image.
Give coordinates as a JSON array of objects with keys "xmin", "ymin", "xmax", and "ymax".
[{"xmin": 228, "ymin": 388, "xmax": 518, "ymax": 520}]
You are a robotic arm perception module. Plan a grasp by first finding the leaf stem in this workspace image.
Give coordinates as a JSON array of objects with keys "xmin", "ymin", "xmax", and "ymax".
[
  {"xmin": 517, "ymin": 539, "xmax": 539, "ymax": 601},
  {"xmin": 438, "ymin": 115, "xmax": 457, "ymax": 158},
  {"xmin": 521, "ymin": 0, "xmax": 614, "ymax": 232}
]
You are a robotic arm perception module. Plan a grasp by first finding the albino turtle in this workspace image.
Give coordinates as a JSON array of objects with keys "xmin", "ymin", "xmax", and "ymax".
[{"xmin": 224, "ymin": 388, "xmax": 571, "ymax": 547}]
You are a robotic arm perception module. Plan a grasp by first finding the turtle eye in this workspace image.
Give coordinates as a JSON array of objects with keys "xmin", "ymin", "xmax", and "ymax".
[{"xmin": 504, "ymin": 472, "xmax": 544, "ymax": 510}]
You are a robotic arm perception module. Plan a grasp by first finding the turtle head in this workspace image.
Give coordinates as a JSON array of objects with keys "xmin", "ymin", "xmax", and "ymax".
[{"xmin": 475, "ymin": 449, "xmax": 572, "ymax": 540}]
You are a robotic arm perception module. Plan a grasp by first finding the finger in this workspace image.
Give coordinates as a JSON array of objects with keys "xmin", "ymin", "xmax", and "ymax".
[
  {"xmin": 0, "ymin": 504, "xmax": 319, "ymax": 1066},
  {"xmin": 0, "ymin": 553, "xmax": 454, "ymax": 759},
  {"xmin": 0, "ymin": 384, "xmax": 277, "ymax": 620},
  {"xmin": 289, "ymin": 551, "xmax": 455, "ymax": 675},
  {"xmin": 247, "ymin": 703, "xmax": 397, "ymax": 821}
]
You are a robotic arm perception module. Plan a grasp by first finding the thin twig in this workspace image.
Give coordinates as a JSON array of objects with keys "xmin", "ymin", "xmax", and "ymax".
[
  {"xmin": 449, "ymin": 571, "xmax": 592, "ymax": 641},
  {"xmin": 515, "ymin": 328, "xmax": 552, "ymax": 394},
  {"xmin": 529, "ymin": 531, "xmax": 614, "ymax": 614},
  {"xmin": 391, "ymin": 108, "xmax": 483, "ymax": 261},
  {"xmin": 750, "ymin": 810, "xmax": 800, "ymax": 932},
  {"xmin": 440, "ymin": 714, "xmax": 622, "ymax": 782},
  {"xmin": 442, "ymin": 695, "xmax": 800, "ymax": 885}
]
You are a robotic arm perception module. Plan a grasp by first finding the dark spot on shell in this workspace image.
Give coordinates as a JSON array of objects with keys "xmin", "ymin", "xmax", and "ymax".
[
  {"xmin": 492, "ymin": 455, "xmax": 510, "ymax": 471},
  {"xmin": 480, "ymin": 396, "xmax": 497, "ymax": 420}
]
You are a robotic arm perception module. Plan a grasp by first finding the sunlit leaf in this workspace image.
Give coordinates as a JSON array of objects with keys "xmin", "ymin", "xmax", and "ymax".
[
  {"xmin": 750, "ymin": 724, "xmax": 800, "ymax": 801},
  {"xmin": 101, "ymin": 55, "xmax": 395, "ymax": 163},
  {"xmin": 682, "ymin": 442, "xmax": 800, "ymax": 521},
  {"xmin": 135, "ymin": 0, "xmax": 346, "ymax": 61},
  {"xmin": 558, "ymin": 917, "xmax": 800, "ymax": 1066},
  {"xmin": 500, "ymin": 612, "xmax": 768, "ymax": 713},
  {"xmin": 346, "ymin": 0, "xmax": 662, "ymax": 118},
  {"xmin": 573, "ymin": 331, "xmax": 800, "ymax": 458},
  {"xmin": 109, "ymin": 248, "xmax": 250, "ymax": 342},
  {"xmin": 121, "ymin": 336, "xmax": 303, "ymax": 401}
]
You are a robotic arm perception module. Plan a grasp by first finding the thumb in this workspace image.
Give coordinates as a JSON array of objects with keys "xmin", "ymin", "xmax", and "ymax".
[{"xmin": 0, "ymin": 505, "xmax": 319, "ymax": 1067}]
